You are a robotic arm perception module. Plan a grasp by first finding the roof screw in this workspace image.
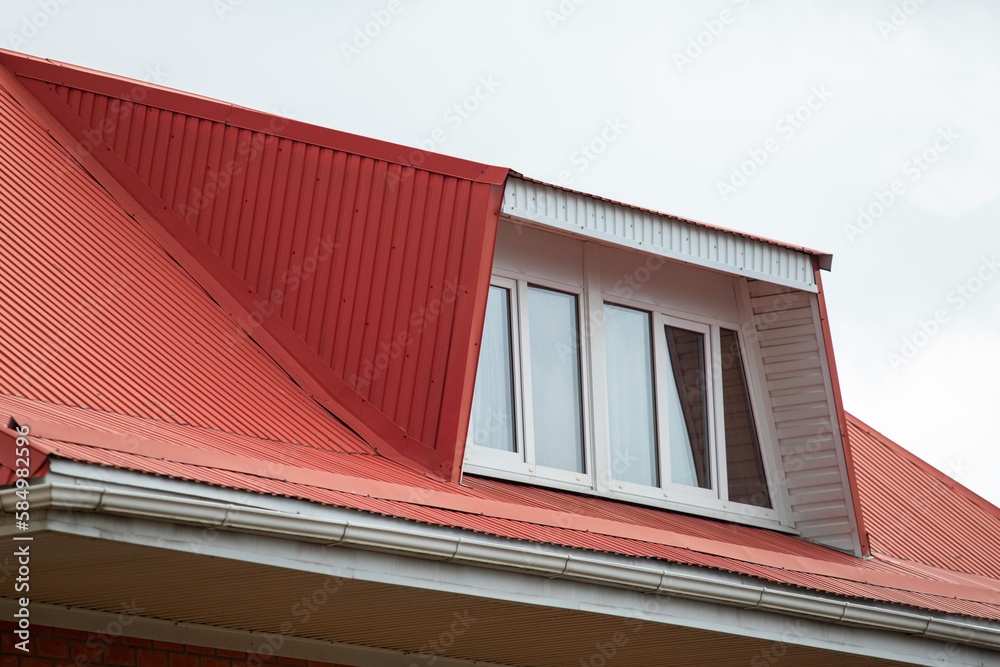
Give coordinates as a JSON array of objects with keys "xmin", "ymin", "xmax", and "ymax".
[
  {"xmin": 576, "ymin": 476, "xmax": 581, "ymax": 481},
  {"xmin": 528, "ymin": 468, "xmax": 534, "ymax": 473},
  {"xmin": 618, "ymin": 484, "xmax": 623, "ymax": 489}
]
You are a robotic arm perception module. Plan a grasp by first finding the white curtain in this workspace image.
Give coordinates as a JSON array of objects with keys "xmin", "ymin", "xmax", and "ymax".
[
  {"xmin": 469, "ymin": 286, "xmax": 515, "ymax": 451},
  {"xmin": 527, "ymin": 286, "xmax": 585, "ymax": 473},
  {"xmin": 604, "ymin": 304, "xmax": 658, "ymax": 486}
]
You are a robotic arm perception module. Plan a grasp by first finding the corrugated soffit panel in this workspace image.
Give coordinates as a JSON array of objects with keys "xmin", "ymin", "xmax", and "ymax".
[
  {"xmin": 24, "ymin": 532, "xmax": 919, "ymax": 667},
  {"xmin": 26, "ymin": 441, "xmax": 1000, "ymax": 619}
]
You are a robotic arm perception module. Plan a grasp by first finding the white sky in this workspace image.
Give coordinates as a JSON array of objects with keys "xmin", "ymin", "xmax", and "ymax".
[{"xmin": 4, "ymin": 1, "xmax": 998, "ymax": 507}]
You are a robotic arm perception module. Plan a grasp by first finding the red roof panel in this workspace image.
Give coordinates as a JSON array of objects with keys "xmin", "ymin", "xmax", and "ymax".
[
  {"xmin": 0, "ymin": 48, "xmax": 507, "ymax": 480},
  {"xmin": 6, "ymin": 393, "xmax": 1000, "ymax": 622},
  {"xmin": 849, "ymin": 414, "xmax": 1000, "ymax": 580},
  {"xmin": 0, "ymin": 65, "xmax": 368, "ymax": 456}
]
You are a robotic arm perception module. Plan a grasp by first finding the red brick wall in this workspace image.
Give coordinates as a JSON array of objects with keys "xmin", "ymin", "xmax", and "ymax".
[{"xmin": 0, "ymin": 623, "xmax": 355, "ymax": 667}]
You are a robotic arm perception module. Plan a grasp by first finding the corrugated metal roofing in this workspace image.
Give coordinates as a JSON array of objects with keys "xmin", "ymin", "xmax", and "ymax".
[
  {"xmin": 0, "ymin": 65, "xmax": 369, "ymax": 456},
  {"xmin": 2, "ymin": 48, "xmax": 998, "ymax": 625},
  {"xmin": 848, "ymin": 414, "xmax": 1000, "ymax": 580},
  {"xmin": 8, "ymin": 393, "xmax": 1000, "ymax": 622},
  {"xmin": 0, "ymin": 48, "xmax": 507, "ymax": 480}
]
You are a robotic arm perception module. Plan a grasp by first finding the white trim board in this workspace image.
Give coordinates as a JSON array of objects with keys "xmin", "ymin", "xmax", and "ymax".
[{"xmin": 501, "ymin": 177, "xmax": 820, "ymax": 292}]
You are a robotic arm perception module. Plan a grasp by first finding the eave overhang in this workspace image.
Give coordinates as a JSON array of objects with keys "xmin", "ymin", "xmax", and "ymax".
[{"xmin": 4, "ymin": 462, "xmax": 999, "ymax": 667}]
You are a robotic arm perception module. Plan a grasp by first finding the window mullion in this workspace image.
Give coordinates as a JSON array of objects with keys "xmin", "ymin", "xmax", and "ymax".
[
  {"xmin": 712, "ymin": 325, "xmax": 729, "ymax": 502},
  {"xmin": 652, "ymin": 312, "xmax": 670, "ymax": 491},
  {"xmin": 516, "ymin": 279, "xmax": 536, "ymax": 467},
  {"xmin": 583, "ymin": 244, "xmax": 608, "ymax": 493}
]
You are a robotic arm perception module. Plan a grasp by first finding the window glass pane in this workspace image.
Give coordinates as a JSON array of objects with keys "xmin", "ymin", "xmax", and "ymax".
[
  {"xmin": 527, "ymin": 286, "xmax": 585, "ymax": 473},
  {"xmin": 664, "ymin": 326, "xmax": 711, "ymax": 488},
  {"xmin": 604, "ymin": 304, "xmax": 658, "ymax": 486},
  {"xmin": 720, "ymin": 329, "xmax": 771, "ymax": 508},
  {"xmin": 469, "ymin": 286, "xmax": 515, "ymax": 452}
]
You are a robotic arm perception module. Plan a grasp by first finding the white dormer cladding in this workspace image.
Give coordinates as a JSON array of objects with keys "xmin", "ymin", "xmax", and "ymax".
[
  {"xmin": 473, "ymin": 176, "xmax": 863, "ymax": 556},
  {"xmin": 501, "ymin": 176, "xmax": 820, "ymax": 292}
]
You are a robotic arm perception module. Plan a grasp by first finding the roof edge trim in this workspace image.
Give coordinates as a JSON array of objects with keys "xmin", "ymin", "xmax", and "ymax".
[
  {"xmin": 0, "ymin": 48, "xmax": 508, "ymax": 185},
  {"xmin": 510, "ymin": 174, "xmax": 834, "ymax": 265},
  {"xmin": 814, "ymin": 264, "xmax": 869, "ymax": 556},
  {"xmin": 501, "ymin": 176, "xmax": 824, "ymax": 291}
]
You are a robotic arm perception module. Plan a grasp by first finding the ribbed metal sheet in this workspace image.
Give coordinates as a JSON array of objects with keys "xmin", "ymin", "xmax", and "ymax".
[
  {"xmin": 38, "ymin": 442, "xmax": 1000, "ymax": 620},
  {"xmin": 849, "ymin": 415, "xmax": 1000, "ymax": 581},
  {"xmin": 746, "ymin": 278, "xmax": 857, "ymax": 552},
  {"xmin": 0, "ymin": 73, "xmax": 368, "ymax": 455},
  {"xmin": 48, "ymin": 83, "xmax": 501, "ymax": 464},
  {"xmin": 20, "ymin": 400, "xmax": 1000, "ymax": 621},
  {"xmin": 502, "ymin": 176, "xmax": 819, "ymax": 290}
]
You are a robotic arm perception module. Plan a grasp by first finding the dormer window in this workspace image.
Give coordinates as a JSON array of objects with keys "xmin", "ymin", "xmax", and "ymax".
[
  {"xmin": 465, "ymin": 222, "xmax": 790, "ymax": 529},
  {"xmin": 603, "ymin": 305, "xmax": 771, "ymax": 508},
  {"xmin": 469, "ymin": 279, "xmax": 592, "ymax": 487}
]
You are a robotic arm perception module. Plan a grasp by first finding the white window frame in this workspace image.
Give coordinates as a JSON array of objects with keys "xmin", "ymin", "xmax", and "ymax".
[
  {"xmin": 464, "ymin": 251, "xmax": 793, "ymax": 531},
  {"xmin": 465, "ymin": 272, "xmax": 594, "ymax": 490}
]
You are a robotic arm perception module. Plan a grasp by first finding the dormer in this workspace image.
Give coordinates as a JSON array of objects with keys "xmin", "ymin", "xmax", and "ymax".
[
  {"xmin": 1, "ymin": 49, "xmax": 864, "ymax": 555},
  {"xmin": 463, "ymin": 176, "xmax": 865, "ymax": 555}
]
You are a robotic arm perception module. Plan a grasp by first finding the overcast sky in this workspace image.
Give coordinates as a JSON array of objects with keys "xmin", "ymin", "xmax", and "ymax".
[{"xmin": 4, "ymin": 1, "xmax": 998, "ymax": 508}]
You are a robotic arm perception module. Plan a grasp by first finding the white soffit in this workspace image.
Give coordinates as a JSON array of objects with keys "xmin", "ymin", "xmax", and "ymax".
[{"xmin": 501, "ymin": 176, "xmax": 820, "ymax": 291}]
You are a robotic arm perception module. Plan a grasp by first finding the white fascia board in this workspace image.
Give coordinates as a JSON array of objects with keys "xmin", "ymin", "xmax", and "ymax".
[
  {"xmin": 501, "ymin": 177, "xmax": 820, "ymax": 292},
  {"xmin": 7, "ymin": 461, "xmax": 1000, "ymax": 664}
]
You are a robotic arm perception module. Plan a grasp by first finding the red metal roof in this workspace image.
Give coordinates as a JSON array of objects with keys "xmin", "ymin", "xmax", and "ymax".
[
  {"xmin": 2, "ymin": 48, "xmax": 998, "ymax": 624},
  {"xmin": 848, "ymin": 414, "xmax": 1000, "ymax": 580},
  {"xmin": 0, "ymin": 48, "xmax": 507, "ymax": 480},
  {"xmin": 4, "ymin": 394, "xmax": 999, "ymax": 621},
  {"xmin": 0, "ymin": 63, "xmax": 369, "ymax": 457}
]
